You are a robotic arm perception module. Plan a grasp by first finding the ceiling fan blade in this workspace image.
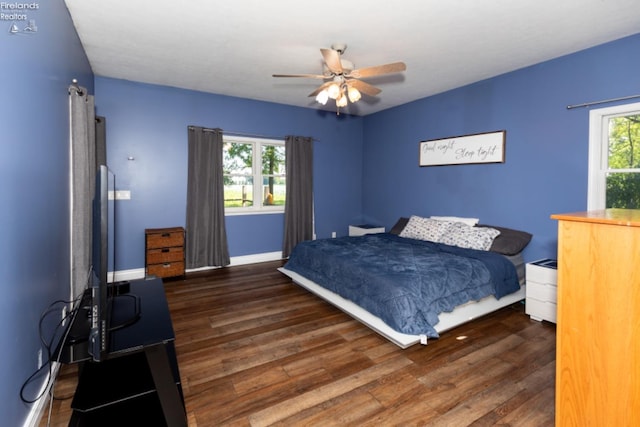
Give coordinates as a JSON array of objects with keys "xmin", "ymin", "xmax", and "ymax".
[
  {"xmin": 347, "ymin": 61, "xmax": 406, "ymax": 79},
  {"xmin": 308, "ymin": 82, "xmax": 334, "ymax": 97},
  {"xmin": 272, "ymin": 73, "xmax": 327, "ymax": 79},
  {"xmin": 346, "ymin": 79, "xmax": 381, "ymax": 96},
  {"xmin": 321, "ymin": 48, "xmax": 343, "ymax": 75}
]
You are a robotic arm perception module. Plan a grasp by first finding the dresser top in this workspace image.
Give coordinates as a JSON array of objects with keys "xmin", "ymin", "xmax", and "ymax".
[
  {"xmin": 551, "ymin": 209, "xmax": 640, "ymax": 227},
  {"xmin": 145, "ymin": 226, "xmax": 184, "ymax": 234}
]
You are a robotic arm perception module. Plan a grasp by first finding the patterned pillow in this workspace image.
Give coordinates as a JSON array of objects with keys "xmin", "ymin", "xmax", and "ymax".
[
  {"xmin": 430, "ymin": 216, "xmax": 479, "ymax": 226},
  {"xmin": 438, "ymin": 222, "xmax": 500, "ymax": 250},
  {"xmin": 399, "ymin": 216, "xmax": 453, "ymax": 242}
]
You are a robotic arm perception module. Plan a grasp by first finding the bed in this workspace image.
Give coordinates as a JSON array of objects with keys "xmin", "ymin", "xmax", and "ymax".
[{"xmin": 278, "ymin": 216, "xmax": 532, "ymax": 348}]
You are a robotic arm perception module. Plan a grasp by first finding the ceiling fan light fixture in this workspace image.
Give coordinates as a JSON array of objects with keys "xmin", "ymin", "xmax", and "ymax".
[
  {"xmin": 272, "ymin": 44, "xmax": 407, "ymax": 114},
  {"xmin": 315, "ymin": 89, "xmax": 329, "ymax": 105},
  {"xmin": 347, "ymin": 86, "xmax": 361, "ymax": 103},
  {"xmin": 335, "ymin": 93, "xmax": 348, "ymax": 108},
  {"xmin": 327, "ymin": 83, "xmax": 341, "ymax": 99}
]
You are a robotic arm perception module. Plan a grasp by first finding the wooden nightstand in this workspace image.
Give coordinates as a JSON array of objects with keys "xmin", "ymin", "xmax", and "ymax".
[
  {"xmin": 145, "ymin": 227, "xmax": 185, "ymax": 278},
  {"xmin": 525, "ymin": 258, "xmax": 557, "ymax": 323},
  {"xmin": 348, "ymin": 224, "xmax": 386, "ymax": 236}
]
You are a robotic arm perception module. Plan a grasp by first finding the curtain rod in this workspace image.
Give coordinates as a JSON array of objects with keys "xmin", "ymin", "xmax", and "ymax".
[
  {"xmin": 567, "ymin": 94, "xmax": 640, "ymax": 110},
  {"xmin": 188, "ymin": 125, "xmax": 318, "ymax": 141},
  {"xmin": 68, "ymin": 78, "xmax": 84, "ymax": 96}
]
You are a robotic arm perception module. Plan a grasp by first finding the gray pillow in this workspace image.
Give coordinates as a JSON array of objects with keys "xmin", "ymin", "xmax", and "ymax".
[
  {"xmin": 477, "ymin": 224, "xmax": 532, "ymax": 255},
  {"xmin": 389, "ymin": 217, "xmax": 410, "ymax": 235}
]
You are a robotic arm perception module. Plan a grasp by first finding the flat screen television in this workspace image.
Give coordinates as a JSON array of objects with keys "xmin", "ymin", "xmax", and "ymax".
[
  {"xmin": 87, "ymin": 165, "xmax": 140, "ymax": 362},
  {"xmin": 88, "ymin": 164, "xmax": 112, "ymax": 362}
]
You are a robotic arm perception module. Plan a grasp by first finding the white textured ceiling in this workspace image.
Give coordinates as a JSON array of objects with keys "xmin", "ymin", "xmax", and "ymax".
[{"xmin": 64, "ymin": 0, "xmax": 640, "ymax": 116}]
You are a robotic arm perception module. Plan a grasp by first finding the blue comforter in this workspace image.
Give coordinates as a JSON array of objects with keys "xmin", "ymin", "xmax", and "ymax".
[{"xmin": 284, "ymin": 233, "xmax": 520, "ymax": 338}]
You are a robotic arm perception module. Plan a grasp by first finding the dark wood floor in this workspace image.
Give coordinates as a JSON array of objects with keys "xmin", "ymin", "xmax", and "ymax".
[{"xmin": 41, "ymin": 260, "xmax": 556, "ymax": 426}]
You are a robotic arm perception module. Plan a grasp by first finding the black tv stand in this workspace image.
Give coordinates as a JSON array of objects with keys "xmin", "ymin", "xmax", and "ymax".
[
  {"xmin": 64, "ymin": 281, "xmax": 140, "ymax": 345},
  {"xmin": 109, "ymin": 292, "xmax": 141, "ymax": 332},
  {"xmin": 60, "ymin": 278, "xmax": 187, "ymax": 427}
]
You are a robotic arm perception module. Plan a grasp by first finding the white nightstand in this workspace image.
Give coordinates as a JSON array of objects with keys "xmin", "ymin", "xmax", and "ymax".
[
  {"xmin": 525, "ymin": 258, "xmax": 558, "ymax": 323},
  {"xmin": 348, "ymin": 224, "xmax": 385, "ymax": 236}
]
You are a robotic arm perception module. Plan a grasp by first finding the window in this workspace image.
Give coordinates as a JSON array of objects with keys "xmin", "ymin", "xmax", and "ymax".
[
  {"xmin": 223, "ymin": 136, "xmax": 286, "ymax": 213},
  {"xmin": 588, "ymin": 102, "xmax": 640, "ymax": 210}
]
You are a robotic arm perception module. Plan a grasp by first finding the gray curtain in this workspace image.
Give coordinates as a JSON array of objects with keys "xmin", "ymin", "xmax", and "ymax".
[
  {"xmin": 70, "ymin": 85, "xmax": 97, "ymax": 300},
  {"xmin": 282, "ymin": 136, "xmax": 314, "ymax": 258},
  {"xmin": 185, "ymin": 126, "xmax": 230, "ymax": 268}
]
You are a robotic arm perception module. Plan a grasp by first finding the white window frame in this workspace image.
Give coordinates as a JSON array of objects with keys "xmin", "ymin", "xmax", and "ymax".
[
  {"xmin": 587, "ymin": 101, "xmax": 640, "ymax": 210},
  {"xmin": 223, "ymin": 135, "xmax": 285, "ymax": 215}
]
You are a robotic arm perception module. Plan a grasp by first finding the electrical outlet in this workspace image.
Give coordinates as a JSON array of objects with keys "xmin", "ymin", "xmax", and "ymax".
[{"xmin": 37, "ymin": 349, "xmax": 43, "ymax": 370}]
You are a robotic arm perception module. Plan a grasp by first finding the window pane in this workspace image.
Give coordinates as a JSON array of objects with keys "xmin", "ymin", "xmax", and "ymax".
[
  {"xmin": 223, "ymin": 142, "xmax": 254, "ymax": 208},
  {"xmin": 261, "ymin": 145, "xmax": 285, "ymax": 175},
  {"xmin": 222, "ymin": 138, "xmax": 286, "ymax": 212},
  {"xmin": 262, "ymin": 176, "xmax": 286, "ymax": 206},
  {"xmin": 224, "ymin": 142, "xmax": 252, "ymax": 174},
  {"xmin": 608, "ymin": 114, "xmax": 640, "ymax": 169},
  {"xmin": 224, "ymin": 178, "xmax": 253, "ymax": 207},
  {"xmin": 606, "ymin": 172, "xmax": 640, "ymax": 208}
]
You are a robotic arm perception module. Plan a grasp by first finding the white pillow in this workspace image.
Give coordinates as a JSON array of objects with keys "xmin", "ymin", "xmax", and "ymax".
[
  {"xmin": 438, "ymin": 222, "xmax": 500, "ymax": 250},
  {"xmin": 430, "ymin": 216, "xmax": 479, "ymax": 226},
  {"xmin": 399, "ymin": 216, "xmax": 453, "ymax": 242}
]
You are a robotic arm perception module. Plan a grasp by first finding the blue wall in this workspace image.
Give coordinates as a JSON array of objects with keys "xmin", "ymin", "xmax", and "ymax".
[
  {"xmin": 362, "ymin": 34, "xmax": 640, "ymax": 261},
  {"xmin": 3, "ymin": 3, "xmax": 639, "ymax": 423},
  {"xmin": 94, "ymin": 78, "xmax": 364, "ymax": 270},
  {"xmin": 96, "ymin": 34, "xmax": 640, "ymax": 271},
  {"xmin": 0, "ymin": 1, "xmax": 92, "ymax": 425}
]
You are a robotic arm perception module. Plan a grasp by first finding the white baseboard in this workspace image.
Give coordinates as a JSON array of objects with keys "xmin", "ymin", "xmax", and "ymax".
[
  {"xmin": 110, "ymin": 268, "xmax": 145, "ymax": 282},
  {"xmin": 183, "ymin": 251, "xmax": 284, "ymax": 273},
  {"xmin": 229, "ymin": 251, "xmax": 284, "ymax": 266},
  {"xmin": 23, "ymin": 362, "xmax": 60, "ymax": 427},
  {"xmin": 109, "ymin": 251, "xmax": 284, "ymax": 281}
]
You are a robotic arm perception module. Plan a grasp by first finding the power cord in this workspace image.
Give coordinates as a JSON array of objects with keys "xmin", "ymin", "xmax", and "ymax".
[{"xmin": 19, "ymin": 295, "xmax": 82, "ymax": 425}]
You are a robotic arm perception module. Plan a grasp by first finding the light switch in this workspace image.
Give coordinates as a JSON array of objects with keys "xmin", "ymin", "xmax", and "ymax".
[
  {"xmin": 108, "ymin": 190, "xmax": 131, "ymax": 200},
  {"xmin": 115, "ymin": 190, "xmax": 131, "ymax": 200}
]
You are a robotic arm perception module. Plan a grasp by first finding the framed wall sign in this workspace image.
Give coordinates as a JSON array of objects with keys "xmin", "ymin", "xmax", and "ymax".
[{"xmin": 419, "ymin": 130, "xmax": 506, "ymax": 166}]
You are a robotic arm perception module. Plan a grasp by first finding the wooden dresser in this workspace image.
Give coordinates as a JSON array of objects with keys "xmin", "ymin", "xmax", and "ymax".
[
  {"xmin": 551, "ymin": 210, "xmax": 640, "ymax": 427},
  {"xmin": 145, "ymin": 227, "xmax": 185, "ymax": 278}
]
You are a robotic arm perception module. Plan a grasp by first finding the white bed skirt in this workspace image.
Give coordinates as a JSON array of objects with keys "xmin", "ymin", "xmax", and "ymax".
[{"xmin": 278, "ymin": 267, "xmax": 526, "ymax": 349}]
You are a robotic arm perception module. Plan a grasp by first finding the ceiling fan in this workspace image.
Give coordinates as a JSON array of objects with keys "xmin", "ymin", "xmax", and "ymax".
[{"xmin": 273, "ymin": 44, "xmax": 406, "ymax": 114}]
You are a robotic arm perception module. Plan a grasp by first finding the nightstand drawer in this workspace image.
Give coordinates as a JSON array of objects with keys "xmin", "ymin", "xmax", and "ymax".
[
  {"xmin": 147, "ymin": 247, "xmax": 184, "ymax": 264},
  {"xmin": 525, "ymin": 298, "xmax": 557, "ymax": 323},
  {"xmin": 146, "ymin": 229, "xmax": 184, "ymax": 249},
  {"xmin": 526, "ymin": 258, "xmax": 557, "ymax": 284},
  {"xmin": 526, "ymin": 281, "xmax": 557, "ymax": 303},
  {"xmin": 147, "ymin": 261, "xmax": 185, "ymax": 278}
]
